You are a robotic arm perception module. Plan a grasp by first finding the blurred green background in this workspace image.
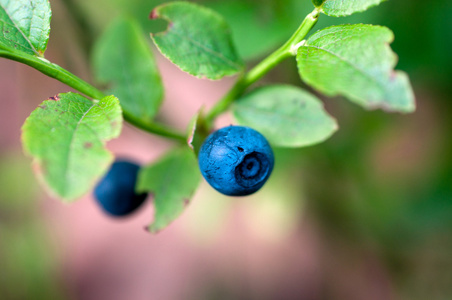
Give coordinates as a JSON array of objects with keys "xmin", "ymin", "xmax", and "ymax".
[{"xmin": 1, "ymin": 0, "xmax": 452, "ymax": 299}]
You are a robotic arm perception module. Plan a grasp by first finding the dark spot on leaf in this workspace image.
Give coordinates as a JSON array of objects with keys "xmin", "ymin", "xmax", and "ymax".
[
  {"xmin": 4, "ymin": 30, "xmax": 9, "ymax": 34},
  {"xmin": 184, "ymin": 198, "xmax": 190, "ymax": 206},
  {"xmin": 237, "ymin": 147, "xmax": 244, "ymax": 152},
  {"xmin": 39, "ymin": 105, "xmax": 47, "ymax": 109},
  {"xmin": 84, "ymin": 142, "xmax": 93, "ymax": 149},
  {"xmin": 49, "ymin": 95, "xmax": 60, "ymax": 101}
]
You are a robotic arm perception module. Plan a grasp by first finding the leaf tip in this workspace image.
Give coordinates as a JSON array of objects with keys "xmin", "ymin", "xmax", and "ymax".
[
  {"xmin": 332, "ymin": 118, "xmax": 340, "ymax": 132},
  {"xmin": 149, "ymin": 8, "xmax": 159, "ymax": 20},
  {"xmin": 31, "ymin": 159, "xmax": 45, "ymax": 177},
  {"xmin": 48, "ymin": 94, "xmax": 61, "ymax": 101},
  {"xmin": 147, "ymin": 224, "xmax": 162, "ymax": 234}
]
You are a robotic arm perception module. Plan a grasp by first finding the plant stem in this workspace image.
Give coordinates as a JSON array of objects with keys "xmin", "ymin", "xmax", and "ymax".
[
  {"xmin": 204, "ymin": 8, "xmax": 320, "ymax": 126},
  {"xmin": 122, "ymin": 111, "xmax": 186, "ymax": 142},
  {"xmin": 0, "ymin": 49, "xmax": 186, "ymax": 142},
  {"xmin": 0, "ymin": 49, "xmax": 105, "ymax": 99}
]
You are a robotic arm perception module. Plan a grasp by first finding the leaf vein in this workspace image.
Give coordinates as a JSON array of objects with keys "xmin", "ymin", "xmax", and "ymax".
[
  {"xmin": 169, "ymin": 29, "xmax": 241, "ymax": 70},
  {"xmin": 0, "ymin": 3, "xmax": 38, "ymax": 54},
  {"xmin": 303, "ymin": 44, "xmax": 388, "ymax": 96}
]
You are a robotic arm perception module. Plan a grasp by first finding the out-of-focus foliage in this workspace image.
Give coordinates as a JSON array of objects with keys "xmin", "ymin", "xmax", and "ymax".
[
  {"xmin": 92, "ymin": 17, "xmax": 164, "ymax": 122},
  {"xmin": 0, "ymin": 154, "xmax": 67, "ymax": 299},
  {"xmin": 233, "ymin": 84, "xmax": 338, "ymax": 147}
]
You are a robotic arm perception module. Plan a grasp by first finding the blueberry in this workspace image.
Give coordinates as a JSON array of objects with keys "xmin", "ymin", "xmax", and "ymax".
[
  {"xmin": 94, "ymin": 160, "xmax": 148, "ymax": 217},
  {"xmin": 198, "ymin": 125, "xmax": 274, "ymax": 196}
]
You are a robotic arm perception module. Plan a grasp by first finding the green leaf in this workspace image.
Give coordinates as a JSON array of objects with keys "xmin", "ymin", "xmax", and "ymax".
[
  {"xmin": 204, "ymin": 0, "xmax": 309, "ymax": 60},
  {"xmin": 22, "ymin": 93, "xmax": 123, "ymax": 201},
  {"xmin": 93, "ymin": 17, "xmax": 163, "ymax": 122},
  {"xmin": 297, "ymin": 24, "xmax": 415, "ymax": 113},
  {"xmin": 150, "ymin": 1, "xmax": 244, "ymax": 80},
  {"xmin": 318, "ymin": 0, "xmax": 385, "ymax": 17},
  {"xmin": 137, "ymin": 147, "xmax": 201, "ymax": 233},
  {"xmin": 0, "ymin": 0, "xmax": 51, "ymax": 56},
  {"xmin": 186, "ymin": 108, "xmax": 209, "ymax": 156},
  {"xmin": 232, "ymin": 85, "xmax": 338, "ymax": 148}
]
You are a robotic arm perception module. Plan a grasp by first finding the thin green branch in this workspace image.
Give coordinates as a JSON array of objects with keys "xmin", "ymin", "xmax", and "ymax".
[
  {"xmin": 204, "ymin": 8, "xmax": 320, "ymax": 126},
  {"xmin": 0, "ymin": 49, "xmax": 186, "ymax": 142},
  {"xmin": 1, "ymin": 6, "xmax": 320, "ymax": 139},
  {"xmin": 0, "ymin": 49, "xmax": 105, "ymax": 99},
  {"xmin": 122, "ymin": 111, "xmax": 186, "ymax": 142}
]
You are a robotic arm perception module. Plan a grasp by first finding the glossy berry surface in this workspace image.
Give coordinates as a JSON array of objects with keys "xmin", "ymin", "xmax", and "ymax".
[
  {"xmin": 198, "ymin": 125, "xmax": 274, "ymax": 196},
  {"xmin": 94, "ymin": 160, "xmax": 147, "ymax": 217}
]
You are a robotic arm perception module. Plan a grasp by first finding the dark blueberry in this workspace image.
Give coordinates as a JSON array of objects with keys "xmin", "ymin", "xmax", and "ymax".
[
  {"xmin": 94, "ymin": 160, "xmax": 147, "ymax": 217},
  {"xmin": 198, "ymin": 126, "xmax": 274, "ymax": 196}
]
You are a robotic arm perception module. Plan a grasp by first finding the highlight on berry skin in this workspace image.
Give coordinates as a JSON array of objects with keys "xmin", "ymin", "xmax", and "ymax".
[
  {"xmin": 94, "ymin": 160, "xmax": 148, "ymax": 217},
  {"xmin": 198, "ymin": 125, "xmax": 274, "ymax": 196}
]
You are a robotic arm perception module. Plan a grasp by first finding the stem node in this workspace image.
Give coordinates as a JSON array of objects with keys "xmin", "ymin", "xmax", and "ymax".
[{"xmin": 290, "ymin": 40, "xmax": 306, "ymax": 56}]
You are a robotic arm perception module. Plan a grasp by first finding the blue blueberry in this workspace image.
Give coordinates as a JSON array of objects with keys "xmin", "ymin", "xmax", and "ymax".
[
  {"xmin": 94, "ymin": 160, "xmax": 147, "ymax": 217},
  {"xmin": 198, "ymin": 125, "xmax": 274, "ymax": 196}
]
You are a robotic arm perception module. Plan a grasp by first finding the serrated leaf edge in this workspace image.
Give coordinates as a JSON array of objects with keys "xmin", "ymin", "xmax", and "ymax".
[{"xmin": 149, "ymin": 1, "xmax": 244, "ymax": 80}]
